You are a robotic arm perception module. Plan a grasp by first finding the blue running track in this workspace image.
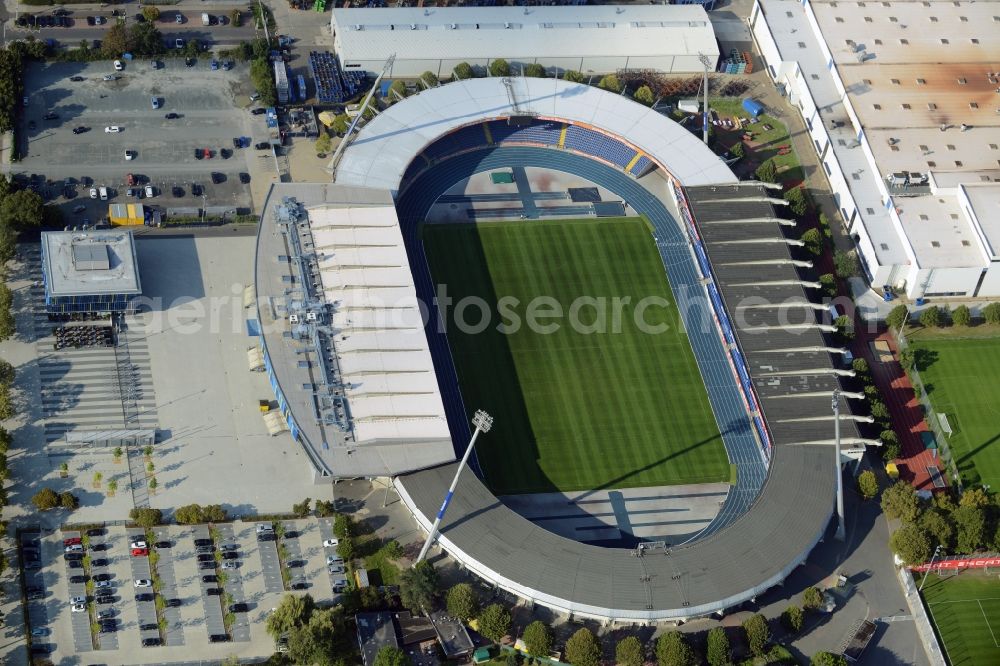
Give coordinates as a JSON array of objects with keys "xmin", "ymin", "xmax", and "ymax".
[{"xmin": 394, "ymin": 146, "xmax": 768, "ymax": 540}]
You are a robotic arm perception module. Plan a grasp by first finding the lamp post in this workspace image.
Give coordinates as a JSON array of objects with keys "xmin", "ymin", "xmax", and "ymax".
[
  {"xmin": 920, "ymin": 544, "xmax": 945, "ymax": 592},
  {"xmin": 833, "ymin": 389, "xmax": 846, "ymax": 541},
  {"xmin": 415, "ymin": 410, "xmax": 493, "ymax": 564},
  {"xmin": 698, "ymin": 53, "xmax": 712, "ymax": 145}
]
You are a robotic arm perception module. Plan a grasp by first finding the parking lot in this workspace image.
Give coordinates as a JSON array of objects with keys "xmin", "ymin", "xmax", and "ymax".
[
  {"xmin": 19, "ymin": 517, "xmax": 341, "ymax": 663},
  {"xmin": 13, "ymin": 60, "xmax": 272, "ymax": 221}
]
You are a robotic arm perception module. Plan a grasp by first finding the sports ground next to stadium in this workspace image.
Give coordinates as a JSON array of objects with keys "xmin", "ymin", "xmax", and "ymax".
[
  {"xmin": 921, "ymin": 571, "xmax": 1000, "ymax": 666},
  {"xmin": 423, "ymin": 217, "xmax": 730, "ymax": 495},
  {"xmin": 908, "ymin": 336, "xmax": 1000, "ymax": 488}
]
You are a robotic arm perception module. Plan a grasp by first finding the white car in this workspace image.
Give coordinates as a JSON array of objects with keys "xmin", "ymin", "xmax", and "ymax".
[
  {"xmin": 30, "ymin": 628, "xmax": 49, "ymax": 637},
  {"xmin": 124, "ymin": 150, "xmax": 136, "ymax": 160},
  {"xmin": 95, "ymin": 580, "xmax": 112, "ymax": 589},
  {"xmin": 70, "ymin": 596, "xmax": 86, "ymax": 605},
  {"xmin": 144, "ymin": 185, "xmax": 154, "ymax": 198},
  {"xmin": 113, "ymin": 60, "xmax": 123, "ymax": 71},
  {"xmin": 322, "ymin": 538, "xmax": 339, "ymax": 548},
  {"xmin": 71, "ymin": 603, "xmax": 86, "ymax": 613},
  {"xmin": 89, "ymin": 188, "xmax": 98, "ymax": 199},
  {"xmin": 325, "ymin": 555, "xmax": 343, "ymax": 566},
  {"xmin": 65, "ymin": 544, "xmax": 83, "ymax": 553},
  {"xmin": 129, "ymin": 540, "xmax": 147, "ymax": 549},
  {"xmin": 133, "ymin": 579, "xmax": 152, "ymax": 588},
  {"xmin": 174, "ymin": 38, "xmax": 184, "ymax": 49},
  {"xmin": 105, "ymin": 126, "xmax": 122, "ymax": 133}
]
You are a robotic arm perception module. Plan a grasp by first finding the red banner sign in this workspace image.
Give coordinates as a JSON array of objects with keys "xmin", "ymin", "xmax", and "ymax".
[{"xmin": 910, "ymin": 556, "xmax": 1000, "ymax": 572}]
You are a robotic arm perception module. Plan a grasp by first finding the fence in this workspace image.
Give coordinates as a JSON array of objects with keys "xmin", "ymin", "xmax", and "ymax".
[{"xmin": 892, "ymin": 328, "xmax": 963, "ymax": 493}]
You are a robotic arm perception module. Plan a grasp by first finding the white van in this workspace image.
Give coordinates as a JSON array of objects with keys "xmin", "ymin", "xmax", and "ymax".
[
  {"xmin": 202, "ymin": 13, "xmax": 210, "ymax": 26},
  {"xmin": 255, "ymin": 523, "xmax": 273, "ymax": 534},
  {"xmin": 98, "ymin": 186, "xmax": 108, "ymax": 201}
]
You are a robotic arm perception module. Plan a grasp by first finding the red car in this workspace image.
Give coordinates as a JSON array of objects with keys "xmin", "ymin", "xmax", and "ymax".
[
  {"xmin": 63, "ymin": 537, "xmax": 82, "ymax": 546},
  {"xmin": 131, "ymin": 548, "xmax": 149, "ymax": 557}
]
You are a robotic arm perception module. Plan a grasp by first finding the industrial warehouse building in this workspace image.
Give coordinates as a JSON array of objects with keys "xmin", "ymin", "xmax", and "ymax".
[
  {"xmin": 40, "ymin": 230, "xmax": 141, "ymax": 314},
  {"xmin": 751, "ymin": 0, "xmax": 1000, "ymax": 299},
  {"xmin": 331, "ymin": 5, "xmax": 720, "ymax": 79}
]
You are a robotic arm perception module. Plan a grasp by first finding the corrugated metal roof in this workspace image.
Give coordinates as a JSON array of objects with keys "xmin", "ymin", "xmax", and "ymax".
[{"xmin": 332, "ymin": 5, "xmax": 717, "ymax": 63}]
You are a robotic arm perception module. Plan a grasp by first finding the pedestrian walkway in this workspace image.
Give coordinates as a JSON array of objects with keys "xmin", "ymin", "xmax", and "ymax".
[{"xmin": 856, "ymin": 328, "xmax": 940, "ymax": 491}]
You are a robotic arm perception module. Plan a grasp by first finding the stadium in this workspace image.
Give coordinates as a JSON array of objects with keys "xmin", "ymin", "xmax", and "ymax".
[{"xmin": 254, "ymin": 77, "xmax": 878, "ymax": 622}]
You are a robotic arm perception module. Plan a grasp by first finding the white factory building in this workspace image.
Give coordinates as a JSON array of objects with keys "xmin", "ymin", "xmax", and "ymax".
[
  {"xmin": 751, "ymin": 0, "xmax": 1000, "ymax": 299},
  {"xmin": 331, "ymin": 4, "xmax": 720, "ymax": 79}
]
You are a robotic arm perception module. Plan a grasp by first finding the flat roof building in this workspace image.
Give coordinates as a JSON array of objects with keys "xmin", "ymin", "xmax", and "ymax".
[
  {"xmin": 750, "ymin": 0, "xmax": 1000, "ymax": 299},
  {"xmin": 40, "ymin": 230, "xmax": 141, "ymax": 313},
  {"xmin": 332, "ymin": 5, "xmax": 720, "ymax": 79},
  {"xmin": 254, "ymin": 183, "xmax": 454, "ymax": 480}
]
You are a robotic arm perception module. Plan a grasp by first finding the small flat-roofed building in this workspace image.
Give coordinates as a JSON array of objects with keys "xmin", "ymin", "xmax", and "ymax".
[
  {"xmin": 331, "ymin": 5, "xmax": 719, "ymax": 79},
  {"xmin": 40, "ymin": 230, "xmax": 141, "ymax": 313},
  {"xmin": 356, "ymin": 612, "xmax": 400, "ymax": 666}
]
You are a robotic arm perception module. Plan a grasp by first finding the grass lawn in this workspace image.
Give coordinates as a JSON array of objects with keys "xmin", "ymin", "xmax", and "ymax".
[
  {"xmin": 909, "ymin": 336, "xmax": 1000, "ymax": 487},
  {"xmin": 707, "ymin": 99, "xmax": 801, "ymax": 185},
  {"xmin": 422, "ymin": 217, "xmax": 729, "ymax": 495},
  {"xmin": 922, "ymin": 571, "xmax": 1000, "ymax": 666}
]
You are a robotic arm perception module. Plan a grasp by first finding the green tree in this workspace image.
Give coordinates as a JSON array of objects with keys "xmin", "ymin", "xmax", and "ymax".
[
  {"xmin": 0, "ymin": 189, "xmax": 43, "ymax": 230},
  {"xmin": 954, "ymin": 505, "xmax": 986, "ymax": 554},
  {"xmin": 881, "ymin": 481, "xmax": 921, "ymax": 522},
  {"xmin": 250, "ymin": 58, "xmax": 278, "ymax": 107},
  {"xmin": 231, "ymin": 9, "xmax": 243, "ymax": 27},
  {"xmin": 330, "ymin": 114, "xmax": 351, "ymax": 135},
  {"xmin": 388, "ymin": 79, "xmax": 408, "ymax": 102},
  {"xmin": 336, "ymin": 536, "xmax": 355, "ymax": 562},
  {"xmin": 811, "ymin": 651, "xmax": 848, "ymax": 666},
  {"xmin": 960, "ymin": 487, "xmax": 990, "ymax": 508},
  {"xmin": 129, "ymin": 507, "xmax": 163, "ymax": 527},
  {"xmin": 598, "ymin": 74, "xmax": 623, "ymax": 93},
  {"xmin": 857, "ymin": 470, "xmax": 879, "ymax": 499},
  {"xmin": 801, "ymin": 228, "xmax": 823, "ymax": 256},
  {"xmin": 147, "ymin": 477, "xmax": 158, "ymax": 493},
  {"xmin": 287, "ymin": 606, "xmax": 348, "ymax": 666},
  {"xmin": 131, "ymin": 22, "xmax": 165, "ymax": 56},
  {"xmin": 203, "ymin": 504, "xmax": 227, "ymax": 522},
  {"xmin": 563, "ymin": 70, "xmax": 585, "ymax": 83},
  {"xmin": 886, "ymin": 304, "xmax": 910, "ymax": 330},
  {"xmin": 835, "ymin": 314, "xmax": 854, "ymax": 341},
  {"xmin": 802, "ymin": 586, "xmax": 823, "ymax": 610},
  {"xmin": 59, "ymin": 462, "xmax": 69, "ymax": 477},
  {"xmin": 705, "ymin": 627, "xmax": 730, "ymax": 666},
  {"xmin": 633, "ymin": 85, "xmax": 655, "ymax": 106},
  {"xmin": 143, "ymin": 444, "xmax": 154, "ymax": 459},
  {"xmin": 489, "ymin": 59, "xmax": 511, "ymax": 77},
  {"xmin": 175, "ymin": 504, "xmax": 207, "ymax": 524},
  {"xmin": 525, "ymin": 63, "xmax": 547, "ymax": 78},
  {"xmin": 890, "ymin": 523, "xmax": 932, "ymax": 564},
  {"xmin": 615, "ymin": 635, "xmax": 645, "ymax": 666},
  {"xmin": 107, "ymin": 479, "xmax": 118, "ymax": 496},
  {"xmin": 315, "ymin": 133, "xmax": 332, "ymax": 155},
  {"xmin": 101, "ymin": 22, "xmax": 133, "ymax": 56},
  {"xmin": 142, "ymin": 6, "xmax": 161, "ymax": 21},
  {"xmin": 146, "ymin": 461, "xmax": 155, "ymax": 474},
  {"xmin": 919, "ymin": 305, "xmax": 941, "ymax": 329},
  {"xmin": 113, "ymin": 446, "xmax": 123, "ymax": 462},
  {"xmin": 0, "ymin": 425, "xmax": 11, "ymax": 452},
  {"xmin": 292, "ymin": 498, "xmax": 312, "ymax": 517},
  {"xmin": 477, "ymin": 603, "xmax": 511, "ymax": 643},
  {"xmin": 522, "ymin": 620, "xmax": 552, "ymax": 658},
  {"xmin": 453, "ymin": 62, "xmax": 475, "ymax": 80},
  {"xmin": 399, "ymin": 560, "xmax": 439, "ymax": 613},
  {"xmin": 730, "ymin": 142, "xmax": 745, "ymax": 158},
  {"xmin": 266, "ymin": 593, "xmax": 317, "ymax": 639},
  {"xmin": 818, "ymin": 212, "xmax": 833, "ymax": 239},
  {"xmin": 784, "ymin": 187, "xmax": 810, "ymax": 216},
  {"xmin": 419, "ymin": 71, "xmax": 439, "ymax": 87},
  {"xmin": 870, "ymin": 400, "xmax": 890, "ymax": 423},
  {"xmin": 755, "ymin": 160, "xmax": 777, "ymax": 183},
  {"xmin": 59, "ymin": 491, "xmax": 79, "ymax": 510},
  {"xmin": 32, "ymin": 487, "xmax": 59, "ymax": 511},
  {"xmin": 852, "ymin": 357, "xmax": 870, "ymax": 376},
  {"xmin": 374, "ymin": 646, "xmax": 410, "ymax": 666},
  {"xmin": 983, "ymin": 302, "xmax": 1000, "ymax": 325},
  {"xmin": 445, "ymin": 583, "xmax": 479, "ymax": 621},
  {"xmin": 741, "ymin": 614, "xmax": 770, "ymax": 657},
  {"xmin": 92, "ymin": 471, "xmax": 103, "ymax": 488},
  {"xmin": 565, "ymin": 628, "xmax": 602, "ymax": 666},
  {"xmin": 819, "ymin": 273, "xmax": 837, "ymax": 297},
  {"xmin": 952, "ymin": 304, "xmax": 972, "ymax": 327},
  {"xmin": 833, "ymin": 250, "xmax": 860, "ymax": 278},
  {"xmin": 333, "ymin": 513, "xmax": 354, "ymax": 538},
  {"xmin": 920, "ymin": 508, "xmax": 954, "ymax": 550},
  {"xmin": 0, "ymin": 227, "xmax": 16, "ymax": 264},
  {"xmin": 782, "ymin": 605, "xmax": 804, "ymax": 633},
  {"xmin": 656, "ymin": 631, "xmax": 695, "ymax": 666}
]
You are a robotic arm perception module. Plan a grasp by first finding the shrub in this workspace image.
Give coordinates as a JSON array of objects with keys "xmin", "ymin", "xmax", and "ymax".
[
  {"xmin": 834, "ymin": 249, "xmax": 860, "ymax": 278},
  {"xmin": 951, "ymin": 304, "xmax": 971, "ymax": 327},
  {"xmin": 835, "ymin": 314, "xmax": 854, "ymax": 341},
  {"xmin": 880, "ymin": 429, "xmax": 901, "ymax": 460},
  {"xmin": 730, "ymin": 141, "xmax": 745, "ymax": 158},
  {"xmin": 801, "ymin": 228, "xmax": 823, "ymax": 256},
  {"xmin": 59, "ymin": 491, "xmax": 79, "ymax": 510},
  {"xmin": 524, "ymin": 63, "xmax": 547, "ymax": 78},
  {"xmin": 755, "ymin": 160, "xmax": 777, "ymax": 183},
  {"xmin": 781, "ymin": 605, "xmax": 804, "ymax": 633},
  {"xmin": 819, "ymin": 273, "xmax": 837, "ymax": 297},
  {"xmin": 32, "ymin": 488, "xmax": 59, "ymax": 511},
  {"xmin": 741, "ymin": 614, "xmax": 770, "ymax": 657},
  {"xmin": 453, "ymin": 62, "xmax": 475, "ymax": 80},
  {"xmin": 129, "ymin": 507, "xmax": 163, "ymax": 528},
  {"xmin": 818, "ymin": 212, "xmax": 833, "ymax": 239},
  {"xmin": 142, "ymin": 6, "xmax": 160, "ymax": 21},
  {"xmin": 333, "ymin": 513, "xmax": 353, "ymax": 538},
  {"xmin": 886, "ymin": 304, "xmax": 909, "ymax": 330},
  {"xmin": 598, "ymin": 74, "xmax": 623, "ymax": 93},
  {"xmin": 983, "ymin": 302, "xmax": 1000, "ymax": 325},
  {"xmin": 919, "ymin": 305, "xmax": 941, "ymax": 329},
  {"xmin": 633, "ymin": 85, "xmax": 655, "ymax": 106},
  {"xmin": 563, "ymin": 70, "xmax": 585, "ymax": 83},
  {"xmin": 489, "ymin": 59, "xmax": 510, "ymax": 77},
  {"xmin": 857, "ymin": 470, "xmax": 879, "ymax": 499},
  {"xmin": 812, "ymin": 652, "xmax": 848, "ymax": 666},
  {"xmin": 387, "ymin": 79, "xmax": 407, "ymax": 102},
  {"xmin": 336, "ymin": 536, "xmax": 355, "ymax": 562},
  {"xmin": 852, "ymin": 358, "xmax": 869, "ymax": 375},
  {"xmin": 869, "ymin": 400, "xmax": 890, "ymax": 422},
  {"xmin": 784, "ymin": 187, "xmax": 811, "ymax": 217},
  {"xmin": 419, "ymin": 71, "xmax": 439, "ymax": 87},
  {"xmin": 802, "ymin": 586, "xmax": 823, "ymax": 610}
]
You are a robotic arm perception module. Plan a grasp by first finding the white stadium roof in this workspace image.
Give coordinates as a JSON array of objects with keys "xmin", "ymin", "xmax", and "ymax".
[
  {"xmin": 307, "ymin": 204, "xmax": 451, "ymax": 445},
  {"xmin": 331, "ymin": 5, "xmax": 717, "ymax": 64},
  {"xmin": 335, "ymin": 77, "xmax": 738, "ymax": 192}
]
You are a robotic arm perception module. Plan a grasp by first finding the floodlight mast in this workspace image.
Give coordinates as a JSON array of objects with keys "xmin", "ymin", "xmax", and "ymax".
[
  {"xmin": 833, "ymin": 389, "xmax": 846, "ymax": 541},
  {"xmin": 698, "ymin": 53, "xmax": 712, "ymax": 145},
  {"xmin": 415, "ymin": 410, "xmax": 493, "ymax": 565}
]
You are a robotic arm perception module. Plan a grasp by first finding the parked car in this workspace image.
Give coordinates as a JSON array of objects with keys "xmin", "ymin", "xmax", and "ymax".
[
  {"xmin": 131, "ymin": 548, "xmax": 148, "ymax": 557},
  {"xmin": 97, "ymin": 610, "xmax": 115, "ymax": 620},
  {"xmin": 323, "ymin": 538, "xmax": 339, "ymax": 548},
  {"xmin": 145, "ymin": 185, "xmax": 155, "ymax": 198},
  {"xmin": 140, "ymin": 623, "xmax": 158, "ymax": 631},
  {"xmin": 165, "ymin": 113, "xmax": 179, "ymax": 120},
  {"xmin": 199, "ymin": 561, "xmax": 215, "ymax": 570},
  {"xmin": 70, "ymin": 596, "xmax": 86, "ymax": 605},
  {"xmin": 95, "ymin": 580, "xmax": 112, "ymax": 590},
  {"xmin": 136, "ymin": 593, "xmax": 154, "ymax": 602},
  {"xmin": 124, "ymin": 150, "xmax": 136, "ymax": 160},
  {"xmin": 92, "ymin": 559, "xmax": 109, "ymax": 567},
  {"xmin": 221, "ymin": 561, "xmax": 239, "ymax": 570},
  {"xmin": 255, "ymin": 142, "xmax": 271, "ymax": 150},
  {"xmin": 65, "ymin": 544, "xmax": 83, "ymax": 553},
  {"xmin": 69, "ymin": 575, "xmax": 88, "ymax": 584},
  {"xmin": 43, "ymin": 112, "xmax": 58, "ymax": 121},
  {"xmin": 69, "ymin": 76, "xmax": 85, "ymax": 82},
  {"xmin": 113, "ymin": 60, "xmax": 123, "ymax": 71},
  {"xmin": 72, "ymin": 126, "xmax": 88, "ymax": 134},
  {"xmin": 202, "ymin": 575, "xmax": 217, "ymax": 583},
  {"xmin": 95, "ymin": 595, "xmax": 115, "ymax": 605},
  {"xmin": 229, "ymin": 602, "xmax": 248, "ymax": 612},
  {"xmin": 194, "ymin": 538, "xmax": 213, "ymax": 547},
  {"xmin": 86, "ymin": 528, "xmax": 105, "ymax": 537},
  {"xmin": 63, "ymin": 537, "xmax": 82, "ymax": 546},
  {"xmin": 93, "ymin": 573, "xmax": 111, "ymax": 582},
  {"xmin": 251, "ymin": 108, "xmax": 266, "ymax": 115},
  {"xmin": 142, "ymin": 637, "xmax": 161, "ymax": 647},
  {"xmin": 104, "ymin": 126, "xmax": 122, "ymax": 133},
  {"xmin": 133, "ymin": 579, "xmax": 152, "ymax": 588},
  {"xmin": 197, "ymin": 554, "xmax": 214, "ymax": 562}
]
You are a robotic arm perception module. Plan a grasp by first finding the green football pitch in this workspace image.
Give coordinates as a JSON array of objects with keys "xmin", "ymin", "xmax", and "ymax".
[
  {"xmin": 422, "ymin": 217, "xmax": 730, "ymax": 495},
  {"xmin": 921, "ymin": 571, "xmax": 1000, "ymax": 666},
  {"xmin": 910, "ymin": 337, "xmax": 1000, "ymax": 487}
]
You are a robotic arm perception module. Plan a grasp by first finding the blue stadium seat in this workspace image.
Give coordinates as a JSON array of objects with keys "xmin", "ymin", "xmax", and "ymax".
[{"xmin": 563, "ymin": 126, "xmax": 635, "ymax": 169}]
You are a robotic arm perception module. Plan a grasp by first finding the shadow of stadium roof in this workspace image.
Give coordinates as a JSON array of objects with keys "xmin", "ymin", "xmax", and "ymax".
[{"xmin": 398, "ymin": 182, "xmax": 867, "ymax": 619}]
